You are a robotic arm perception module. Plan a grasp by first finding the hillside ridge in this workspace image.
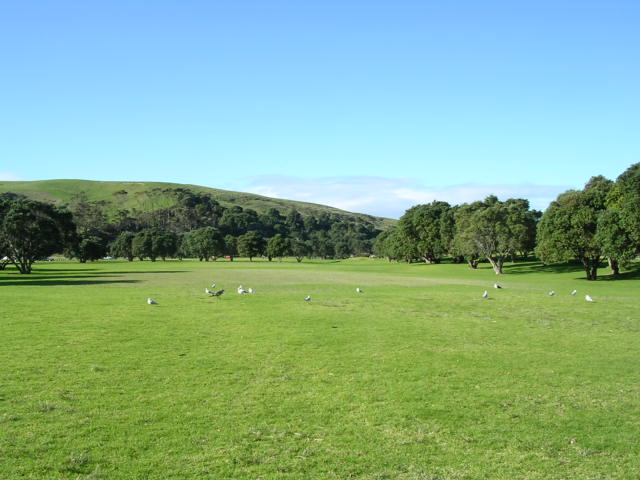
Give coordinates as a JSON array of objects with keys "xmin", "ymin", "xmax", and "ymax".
[{"xmin": 0, "ymin": 179, "xmax": 395, "ymax": 229}]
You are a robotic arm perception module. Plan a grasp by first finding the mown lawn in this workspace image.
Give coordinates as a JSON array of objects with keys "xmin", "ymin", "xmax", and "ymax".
[{"xmin": 1, "ymin": 258, "xmax": 639, "ymax": 479}]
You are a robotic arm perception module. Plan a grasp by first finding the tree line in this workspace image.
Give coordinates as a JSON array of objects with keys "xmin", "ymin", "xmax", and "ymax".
[
  {"xmin": 2, "ymin": 164, "xmax": 639, "ymax": 278},
  {"xmin": 0, "ymin": 188, "xmax": 381, "ymax": 273},
  {"xmin": 374, "ymin": 163, "xmax": 640, "ymax": 280}
]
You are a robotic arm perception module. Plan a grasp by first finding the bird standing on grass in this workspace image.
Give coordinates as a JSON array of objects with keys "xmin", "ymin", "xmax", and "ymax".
[
  {"xmin": 548, "ymin": 291, "xmax": 555, "ymax": 296},
  {"xmin": 585, "ymin": 295, "xmax": 594, "ymax": 302},
  {"xmin": 205, "ymin": 288, "xmax": 212, "ymax": 295},
  {"xmin": 356, "ymin": 287, "xmax": 362, "ymax": 293},
  {"xmin": 211, "ymin": 289, "xmax": 224, "ymax": 297},
  {"xmin": 305, "ymin": 295, "xmax": 311, "ymax": 302},
  {"xmin": 482, "ymin": 290, "xmax": 489, "ymax": 299},
  {"xmin": 571, "ymin": 290, "xmax": 577, "ymax": 295},
  {"xmin": 494, "ymin": 283, "xmax": 502, "ymax": 289},
  {"xmin": 147, "ymin": 298, "xmax": 157, "ymax": 305},
  {"xmin": 237, "ymin": 285, "xmax": 247, "ymax": 294}
]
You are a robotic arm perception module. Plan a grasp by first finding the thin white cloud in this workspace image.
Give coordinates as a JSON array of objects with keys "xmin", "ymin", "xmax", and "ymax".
[
  {"xmin": 238, "ymin": 175, "xmax": 572, "ymax": 219},
  {"xmin": 0, "ymin": 172, "xmax": 21, "ymax": 181}
]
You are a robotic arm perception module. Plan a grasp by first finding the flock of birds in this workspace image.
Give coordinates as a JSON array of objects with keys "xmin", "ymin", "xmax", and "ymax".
[
  {"xmin": 147, "ymin": 282, "xmax": 594, "ymax": 305},
  {"xmin": 482, "ymin": 283, "xmax": 593, "ymax": 301},
  {"xmin": 147, "ymin": 284, "xmax": 365, "ymax": 305}
]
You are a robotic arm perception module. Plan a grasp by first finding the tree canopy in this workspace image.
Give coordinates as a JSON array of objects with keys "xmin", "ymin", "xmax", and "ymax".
[{"xmin": 0, "ymin": 196, "xmax": 76, "ymax": 273}]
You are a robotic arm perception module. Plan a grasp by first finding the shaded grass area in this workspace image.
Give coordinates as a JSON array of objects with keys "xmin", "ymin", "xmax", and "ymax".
[{"xmin": 1, "ymin": 259, "xmax": 639, "ymax": 479}]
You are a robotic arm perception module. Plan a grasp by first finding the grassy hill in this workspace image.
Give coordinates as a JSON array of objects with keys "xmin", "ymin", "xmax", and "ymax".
[{"xmin": 0, "ymin": 179, "xmax": 396, "ymax": 229}]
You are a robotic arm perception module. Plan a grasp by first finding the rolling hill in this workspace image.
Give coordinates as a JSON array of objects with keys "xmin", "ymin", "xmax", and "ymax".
[{"xmin": 0, "ymin": 179, "xmax": 395, "ymax": 229}]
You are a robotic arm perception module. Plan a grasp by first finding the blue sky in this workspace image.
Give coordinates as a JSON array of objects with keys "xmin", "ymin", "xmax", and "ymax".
[{"xmin": 1, "ymin": 1, "xmax": 638, "ymax": 218}]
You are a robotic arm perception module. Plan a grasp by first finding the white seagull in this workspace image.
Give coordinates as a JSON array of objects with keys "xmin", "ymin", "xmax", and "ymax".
[
  {"xmin": 237, "ymin": 285, "xmax": 247, "ymax": 294},
  {"xmin": 494, "ymin": 283, "xmax": 502, "ymax": 289},
  {"xmin": 571, "ymin": 290, "xmax": 577, "ymax": 295},
  {"xmin": 305, "ymin": 295, "xmax": 311, "ymax": 302},
  {"xmin": 147, "ymin": 298, "xmax": 157, "ymax": 305},
  {"xmin": 248, "ymin": 287, "xmax": 254, "ymax": 294},
  {"xmin": 482, "ymin": 290, "xmax": 489, "ymax": 299},
  {"xmin": 205, "ymin": 288, "xmax": 212, "ymax": 295},
  {"xmin": 548, "ymin": 291, "xmax": 555, "ymax": 296},
  {"xmin": 585, "ymin": 295, "xmax": 594, "ymax": 302},
  {"xmin": 211, "ymin": 283, "xmax": 216, "ymax": 289},
  {"xmin": 356, "ymin": 287, "xmax": 362, "ymax": 293}
]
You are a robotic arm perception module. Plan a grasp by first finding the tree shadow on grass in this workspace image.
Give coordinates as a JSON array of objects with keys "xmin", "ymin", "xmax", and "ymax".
[
  {"xmin": 29, "ymin": 268, "xmax": 100, "ymax": 273},
  {"xmin": 597, "ymin": 264, "xmax": 640, "ymax": 281},
  {"xmin": 1, "ymin": 269, "xmax": 186, "ymax": 286},
  {"xmin": 504, "ymin": 261, "xmax": 640, "ymax": 281},
  {"xmin": 2, "ymin": 270, "xmax": 186, "ymax": 278},
  {"xmin": 0, "ymin": 279, "xmax": 141, "ymax": 286},
  {"xmin": 98, "ymin": 271, "xmax": 187, "ymax": 275},
  {"xmin": 504, "ymin": 261, "xmax": 585, "ymax": 275}
]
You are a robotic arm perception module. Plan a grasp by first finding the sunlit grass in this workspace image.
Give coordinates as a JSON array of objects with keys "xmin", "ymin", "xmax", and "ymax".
[{"xmin": 1, "ymin": 258, "xmax": 639, "ymax": 479}]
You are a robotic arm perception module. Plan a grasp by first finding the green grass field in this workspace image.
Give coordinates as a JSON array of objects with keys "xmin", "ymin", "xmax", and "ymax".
[{"xmin": 2, "ymin": 258, "xmax": 639, "ymax": 479}]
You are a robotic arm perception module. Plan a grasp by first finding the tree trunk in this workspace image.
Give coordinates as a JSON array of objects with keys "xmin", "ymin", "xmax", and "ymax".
[
  {"xmin": 582, "ymin": 257, "xmax": 599, "ymax": 280},
  {"xmin": 608, "ymin": 258, "xmax": 620, "ymax": 276},
  {"xmin": 13, "ymin": 254, "xmax": 33, "ymax": 274},
  {"xmin": 16, "ymin": 261, "xmax": 31, "ymax": 274},
  {"xmin": 487, "ymin": 255, "xmax": 503, "ymax": 274}
]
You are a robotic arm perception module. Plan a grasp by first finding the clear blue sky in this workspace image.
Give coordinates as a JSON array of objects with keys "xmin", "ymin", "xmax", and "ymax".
[{"xmin": 1, "ymin": 1, "xmax": 638, "ymax": 218}]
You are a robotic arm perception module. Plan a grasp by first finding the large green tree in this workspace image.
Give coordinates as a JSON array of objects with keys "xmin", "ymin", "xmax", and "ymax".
[
  {"xmin": 237, "ymin": 231, "xmax": 265, "ymax": 261},
  {"xmin": 610, "ymin": 163, "xmax": 640, "ymax": 255},
  {"xmin": 536, "ymin": 176, "xmax": 613, "ymax": 280},
  {"xmin": 0, "ymin": 197, "xmax": 76, "ymax": 273},
  {"xmin": 185, "ymin": 227, "xmax": 224, "ymax": 261},
  {"xmin": 309, "ymin": 231, "xmax": 334, "ymax": 260},
  {"xmin": 397, "ymin": 201, "xmax": 453, "ymax": 264},
  {"xmin": 224, "ymin": 234, "xmax": 238, "ymax": 261},
  {"xmin": 451, "ymin": 202, "xmax": 483, "ymax": 269},
  {"xmin": 132, "ymin": 230, "xmax": 155, "ymax": 261},
  {"xmin": 503, "ymin": 198, "xmax": 540, "ymax": 260},
  {"xmin": 290, "ymin": 237, "xmax": 310, "ymax": 262},
  {"xmin": 595, "ymin": 209, "xmax": 634, "ymax": 275},
  {"xmin": 110, "ymin": 231, "xmax": 136, "ymax": 261},
  {"xmin": 266, "ymin": 234, "xmax": 290, "ymax": 261},
  {"xmin": 152, "ymin": 230, "xmax": 178, "ymax": 261},
  {"xmin": 68, "ymin": 235, "xmax": 108, "ymax": 263}
]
